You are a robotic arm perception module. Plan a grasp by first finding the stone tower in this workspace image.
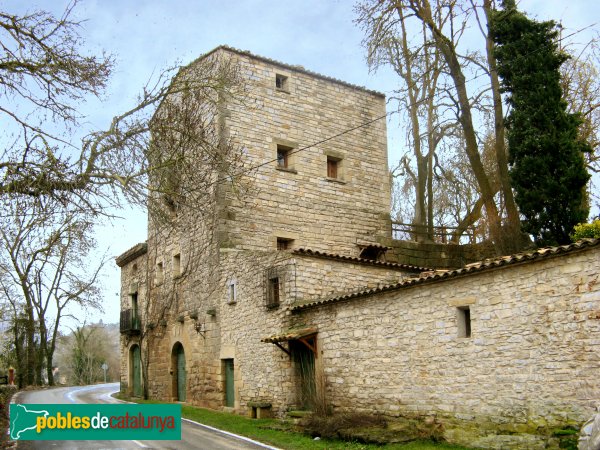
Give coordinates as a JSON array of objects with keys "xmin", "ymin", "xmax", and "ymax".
[{"xmin": 117, "ymin": 46, "xmax": 411, "ymax": 413}]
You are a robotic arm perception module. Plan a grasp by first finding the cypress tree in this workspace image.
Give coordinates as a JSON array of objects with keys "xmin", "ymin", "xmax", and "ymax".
[{"xmin": 491, "ymin": 0, "xmax": 590, "ymax": 246}]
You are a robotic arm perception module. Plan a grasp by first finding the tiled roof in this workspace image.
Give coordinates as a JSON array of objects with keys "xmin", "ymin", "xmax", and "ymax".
[
  {"xmin": 200, "ymin": 45, "xmax": 385, "ymax": 98},
  {"xmin": 261, "ymin": 326, "xmax": 318, "ymax": 343},
  {"xmin": 291, "ymin": 239, "xmax": 600, "ymax": 311},
  {"xmin": 292, "ymin": 248, "xmax": 429, "ymax": 272},
  {"xmin": 115, "ymin": 242, "xmax": 148, "ymax": 267}
]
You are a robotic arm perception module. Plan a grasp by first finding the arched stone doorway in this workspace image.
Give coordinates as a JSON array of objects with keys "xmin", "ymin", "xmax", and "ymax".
[
  {"xmin": 171, "ymin": 342, "xmax": 186, "ymax": 402},
  {"xmin": 129, "ymin": 344, "xmax": 142, "ymax": 397}
]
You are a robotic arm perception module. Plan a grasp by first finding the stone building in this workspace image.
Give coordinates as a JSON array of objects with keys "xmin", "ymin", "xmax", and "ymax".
[{"xmin": 117, "ymin": 46, "xmax": 600, "ymax": 448}]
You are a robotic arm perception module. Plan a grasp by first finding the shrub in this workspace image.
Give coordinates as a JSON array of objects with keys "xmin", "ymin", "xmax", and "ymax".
[
  {"xmin": 302, "ymin": 412, "xmax": 387, "ymax": 439},
  {"xmin": 571, "ymin": 220, "xmax": 600, "ymax": 241}
]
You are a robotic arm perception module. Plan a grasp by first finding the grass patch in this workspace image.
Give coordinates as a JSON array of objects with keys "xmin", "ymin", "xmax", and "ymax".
[{"xmin": 115, "ymin": 394, "xmax": 469, "ymax": 449}]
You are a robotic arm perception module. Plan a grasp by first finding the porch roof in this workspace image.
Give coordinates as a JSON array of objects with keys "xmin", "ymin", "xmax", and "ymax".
[{"xmin": 261, "ymin": 326, "xmax": 318, "ymax": 344}]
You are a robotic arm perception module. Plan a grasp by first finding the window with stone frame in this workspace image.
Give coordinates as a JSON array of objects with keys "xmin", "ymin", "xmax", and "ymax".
[
  {"xmin": 172, "ymin": 253, "xmax": 181, "ymax": 278},
  {"xmin": 264, "ymin": 267, "xmax": 284, "ymax": 309},
  {"xmin": 155, "ymin": 261, "xmax": 164, "ymax": 285},
  {"xmin": 324, "ymin": 152, "xmax": 344, "ymax": 180},
  {"xmin": 277, "ymin": 144, "xmax": 292, "ymax": 169},
  {"xmin": 327, "ymin": 156, "xmax": 339, "ymax": 178},
  {"xmin": 276, "ymin": 237, "xmax": 293, "ymax": 250},
  {"xmin": 275, "ymin": 73, "xmax": 289, "ymax": 91},
  {"xmin": 457, "ymin": 306, "xmax": 472, "ymax": 338},
  {"xmin": 226, "ymin": 279, "xmax": 237, "ymax": 304}
]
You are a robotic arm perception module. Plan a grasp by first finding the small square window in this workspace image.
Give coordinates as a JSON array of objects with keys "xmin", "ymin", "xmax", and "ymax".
[
  {"xmin": 327, "ymin": 156, "xmax": 339, "ymax": 179},
  {"xmin": 276, "ymin": 238, "xmax": 293, "ymax": 250},
  {"xmin": 457, "ymin": 306, "xmax": 471, "ymax": 338},
  {"xmin": 277, "ymin": 145, "xmax": 292, "ymax": 169},
  {"xmin": 275, "ymin": 74, "xmax": 288, "ymax": 90}
]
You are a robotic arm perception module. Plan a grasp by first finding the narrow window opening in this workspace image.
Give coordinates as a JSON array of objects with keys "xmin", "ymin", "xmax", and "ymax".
[
  {"xmin": 268, "ymin": 277, "xmax": 280, "ymax": 309},
  {"xmin": 327, "ymin": 156, "xmax": 339, "ymax": 179},
  {"xmin": 275, "ymin": 74, "xmax": 288, "ymax": 90},
  {"xmin": 131, "ymin": 293, "xmax": 138, "ymax": 318},
  {"xmin": 457, "ymin": 306, "xmax": 471, "ymax": 338},
  {"xmin": 156, "ymin": 262, "xmax": 164, "ymax": 285},
  {"xmin": 173, "ymin": 253, "xmax": 181, "ymax": 278},
  {"xmin": 131, "ymin": 293, "xmax": 139, "ymax": 330},
  {"xmin": 228, "ymin": 283, "xmax": 236, "ymax": 304}
]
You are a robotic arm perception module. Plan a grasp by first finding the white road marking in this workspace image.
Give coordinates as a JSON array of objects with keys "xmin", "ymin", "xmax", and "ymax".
[{"xmin": 181, "ymin": 418, "xmax": 281, "ymax": 450}]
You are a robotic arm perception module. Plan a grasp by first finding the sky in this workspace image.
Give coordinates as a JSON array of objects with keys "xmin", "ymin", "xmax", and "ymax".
[{"xmin": 2, "ymin": 0, "xmax": 599, "ymax": 327}]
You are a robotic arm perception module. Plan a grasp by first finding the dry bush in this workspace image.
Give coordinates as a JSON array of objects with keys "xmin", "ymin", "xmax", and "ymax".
[{"xmin": 302, "ymin": 412, "xmax": 387, "ymax": 439}]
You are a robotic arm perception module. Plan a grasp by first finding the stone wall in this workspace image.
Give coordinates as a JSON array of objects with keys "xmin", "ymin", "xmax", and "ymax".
[
  {"xmin": 138, "ymin": 248, "xmax": 419, "ymax": 414},
  {"xmin": 118, "ymin": 46, "xmax": 396, "ymax": 411},
  {"xmin": 292, "ymin": 253, "xmax": 417, "ymax": 303},
  {"xmin": 291, "ymin": 243, "xmax": 600, "ymax": 448},
  {"xmin": 383, "ymin": 237, "xmax": 497, "ymax": 269},
  {"xmin": 117, "ymin": 244, "xmax": 148, "ymax": 394},
  {"xmin": 217, "ymin": 48, "xmax": 391, "ymax": 256},
  {"xmin": 117, "ymin": 48, "xmax": 600, "ymax": 450}
]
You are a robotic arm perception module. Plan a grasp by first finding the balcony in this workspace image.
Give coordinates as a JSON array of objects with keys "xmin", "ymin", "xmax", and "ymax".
[{"xmin": 120, "ymin": 309, "xmax": 141, "ymax": 335}]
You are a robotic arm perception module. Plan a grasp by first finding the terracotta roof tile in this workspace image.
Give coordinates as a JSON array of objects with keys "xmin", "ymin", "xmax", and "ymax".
[
  {"xmin": 291, "ymin": 239, "xmax": 600, "ymax": 311},
  {"xmin": 261, "ymin": 326, "xmax": 318, "ymax": 343}
]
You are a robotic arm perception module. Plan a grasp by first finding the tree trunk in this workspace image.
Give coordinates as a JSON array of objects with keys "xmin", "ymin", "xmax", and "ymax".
[
  {"xmin": 11, "ymin": 314, "xmax": 25, "ymax": 388},
  {"xmin": 451, "ymin": 197, "xmax": 485, "ymax": 243},
  {"xmin": 24, "ymin": 303, "xmax": 36, "ymax": 385},
  {"xmin": 411, "ymin": 0, "xmax": 506, "ymax": 254},
  {"xmin": 483, "ymin": 0, "xmax": 522, "ymax": 252},
  {"xmin": 397, "ymin": 15, "xmax": 428, "ymax": 240}
]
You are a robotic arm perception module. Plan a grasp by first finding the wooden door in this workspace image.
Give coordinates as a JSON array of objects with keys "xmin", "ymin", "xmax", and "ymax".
[
  {"xmin": 292, "ymin": 341, "xmax": 316, "ymax": 410},
  {"xmin": 224, "ymin": 359, "xmax": 234, "ymax": 407}
]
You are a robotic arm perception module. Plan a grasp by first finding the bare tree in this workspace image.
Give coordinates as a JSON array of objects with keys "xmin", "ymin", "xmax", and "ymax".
[
  {"xmin": 117, "ymin": 49, "xmax": 254, "ymax": 399},
  {"xmin": 561, "ymin": 39, "xmax": 600, "ymax": 212},
  {"xmin": 0, "ymin": 2, "xmax": 249, "ymax": 218},
  {"xmin": 1, "ymin": 3, "xmax": 251, "ymax": 390},
  {"xmin": 65, "ymin": 324, "xmax": 117, "ymax": 385},
  {"xmin": 356, "ymin": 0, "xmax": 524, "ymax": 253},
  {"xmin": 362, "ymin": 1, "xmax": 455, "ymax": 241},
  {"xmin": 0, "ymin": 272, "xmax": 29, "ymax": 387},
  {"xmin": 0, "ymin": 198, "xmax": 103, "ymax": 385}
]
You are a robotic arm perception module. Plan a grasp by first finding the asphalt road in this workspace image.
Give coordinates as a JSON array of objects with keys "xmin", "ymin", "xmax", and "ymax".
[{"xmin": 13, "ymin": 383, "xmax": 277, "ymax": 450}]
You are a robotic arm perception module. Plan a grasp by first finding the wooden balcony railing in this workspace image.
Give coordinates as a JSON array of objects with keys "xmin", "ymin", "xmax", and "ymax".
[
  {"xmin": 392, "ymin": 221, "xmax": 479, "ymax": 244},
  {"xmin": 120, "ymin": 309, "xmax": 141, "ymax": 335}
]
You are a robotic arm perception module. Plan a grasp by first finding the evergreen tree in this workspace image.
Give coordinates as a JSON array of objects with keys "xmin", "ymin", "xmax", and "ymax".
[{"xmin": 491, "ymin": 0, "xmax": 590, "ymax": 246}]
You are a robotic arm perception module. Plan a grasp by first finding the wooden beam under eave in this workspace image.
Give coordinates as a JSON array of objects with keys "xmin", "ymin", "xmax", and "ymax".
[{"xmin": 274, "ymin": 342, "xmax": 291, "ymax": 357}]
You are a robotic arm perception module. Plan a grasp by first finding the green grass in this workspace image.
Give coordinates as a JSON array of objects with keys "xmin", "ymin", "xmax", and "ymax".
[{"xmin": 115, "ymin": 395, "xmax": 468, "ymax": 450}]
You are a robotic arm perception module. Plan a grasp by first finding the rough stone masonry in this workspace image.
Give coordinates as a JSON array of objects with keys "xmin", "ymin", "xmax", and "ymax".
[{"xmin": 117, "ymin": 46, "xmax": 600, "ymax": 449}]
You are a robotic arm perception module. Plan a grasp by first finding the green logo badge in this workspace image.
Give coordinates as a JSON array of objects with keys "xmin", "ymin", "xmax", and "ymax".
[{"xmin": 10, "ymin": 404, "xmax": 181, "ymax": 440}]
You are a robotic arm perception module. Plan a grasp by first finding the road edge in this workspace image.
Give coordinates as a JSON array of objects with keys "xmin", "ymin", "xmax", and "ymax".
[{"xmin": 109, "ymin": 389, "xmax": 281, "ymax": 450}]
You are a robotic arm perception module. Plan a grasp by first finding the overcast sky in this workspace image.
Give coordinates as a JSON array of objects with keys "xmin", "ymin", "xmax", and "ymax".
[{"xmin": 2, "ymin": 0, "xmax": 598, "ymax": 327}]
